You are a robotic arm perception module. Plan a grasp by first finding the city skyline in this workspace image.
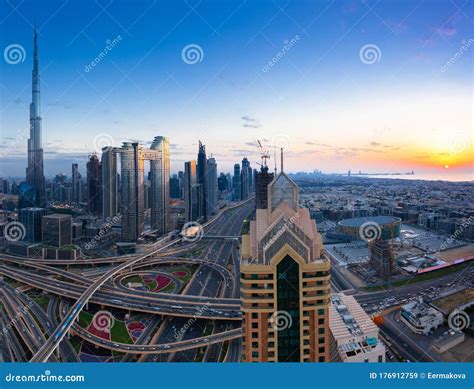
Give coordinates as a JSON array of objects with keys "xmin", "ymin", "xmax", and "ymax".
[
  {"xmin": 1, "ymin": 0, "xmax": 472, "ymax": 181},
  {"xmin": 0, "ymin": 0, "xmax": 472, "ymax": 372}
]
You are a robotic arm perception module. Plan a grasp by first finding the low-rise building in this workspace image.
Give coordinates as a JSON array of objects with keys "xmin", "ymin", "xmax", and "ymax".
[
  {"xmin": 329, "ymin": 293, "xmax": 386, "ymax": 362},
  {"xmin": 400, "ymin": 299, "xmax": 443, "ymax": 335}
]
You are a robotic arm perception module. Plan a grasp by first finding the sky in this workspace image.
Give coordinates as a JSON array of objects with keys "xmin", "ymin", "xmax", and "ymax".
[{"xmin": 0, "ymin": 0, "xmax": 473, "ymax": 180}]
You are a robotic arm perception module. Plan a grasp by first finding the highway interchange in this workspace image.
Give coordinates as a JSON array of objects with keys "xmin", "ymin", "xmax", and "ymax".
[
  {"xmin": 1, "ymin": 197, "xmax": 471, "ymax": 363},
  {"xmin": 0, "ymin": 200, "xmax": 252, "ymax": 362}
]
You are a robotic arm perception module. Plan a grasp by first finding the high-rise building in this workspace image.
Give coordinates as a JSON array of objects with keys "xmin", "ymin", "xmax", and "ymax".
[
  {"xmin": 207, "ymin": 157, "xmax": 217, "ymax": 215},
  {"xmin": 101, "ymin": 146, "xmax": 119, "ymax": 219},
  {"xmin": 218, "ymin": 172, "xmax": 228, "ymax": 192},
  {"xmin": 252, "ymin": 168, "xmax": 257, "ymax": 191},
  {"xmin": 42, "ymin": 213, "xmax": 72, "ymax": 247},
  {"xmin": 178, "ymin": 171, "xmax": 184, "ymax": 199},
  {"xmin": 25, "ymin": 29, "xmax": 46, "ymax": 207},
  {"xmin": 197, "ymin": 141, "xmax": 208, "ymax": 221},
  {"xmin": 149, "ymin": 136, "xmax": 170, "ymax": 235},
  {"xmin": 2, "ymin": 178, "xmax": 10, "ymax": 194},
  {"xmin": 255, "ymin": 165, "xmax": 274, "ymax": 210},
  {"xmin": 87, "ymin": 154, "xmax": 102, "ymax": 214},
  {"xmin": 233, "ymin": 163, "xmax": 241, "ymax": 201},
  {"xmin": 184, "ymin": 161, "xmax": 199, "ymax": 222},
  {"xmin": 104, "ymin": 138, "xmax": 170, "ymax": 241},
  {"xmin": 170, "ymin": 174, "xmax": 180, "ymax": 199},
  {"xmin": 120, "ymin": 142, "xmax": 145, "ymax": 241},
  {"xmin": 240, "ymin": 152, "xmax": 330, "ymax": 362},
  {"xmin": 329, "ymin": 293, "xmax": 386, "ymax": 362},
  {"xmin": 18, "ymin": 207, "xmax": 48, "ymax": 243},
  {"xmin": 241, "ymin": 157, "xmax": 250, "ymax": 200},
  {"xmin": 71, "ymin": 163, "xmax": 82, "ymax": 203}
]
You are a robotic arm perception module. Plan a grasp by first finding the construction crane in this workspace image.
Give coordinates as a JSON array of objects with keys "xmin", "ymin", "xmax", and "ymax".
[{"xmin": 255, "ymin": 139, "xmax": 270, "ymax": 172}]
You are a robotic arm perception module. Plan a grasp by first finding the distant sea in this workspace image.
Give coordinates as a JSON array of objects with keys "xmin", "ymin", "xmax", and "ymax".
[{"xmin": 365, "ymin": 172, "xmax": 473, "ymax": 182}]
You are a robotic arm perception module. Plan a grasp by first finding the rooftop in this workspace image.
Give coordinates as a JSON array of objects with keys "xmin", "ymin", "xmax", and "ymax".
[{"xmin": 338, "ymin": 216, "xmax": 401, "ymax": 228}]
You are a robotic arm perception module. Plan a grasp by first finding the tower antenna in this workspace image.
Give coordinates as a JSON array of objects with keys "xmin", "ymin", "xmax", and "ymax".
[
  {"xmin": 273, "ymin": 147, "xmax": 277, "ymax": 175},
  {"xmin": 280, "ymin": 147, "xmax": 284, "ymax": 173}
]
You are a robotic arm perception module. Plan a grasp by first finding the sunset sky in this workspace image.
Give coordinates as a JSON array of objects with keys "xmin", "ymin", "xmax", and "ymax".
[{"xmin": 1, "ymin": 0, "xmax": 472, "ymax": 180}]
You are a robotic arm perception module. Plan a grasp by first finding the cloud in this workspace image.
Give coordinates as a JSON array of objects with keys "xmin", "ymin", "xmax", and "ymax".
[
  {"xmin": 304, "ymin": 141, "xmax": 333, "ymax": 148},
  {"xmin": 437, "ymin": 25, "xmax": 457, "ymax": 37},
  {"xmin": 241, "ymin": 115, "xmax": 262, "ymax": 128}
]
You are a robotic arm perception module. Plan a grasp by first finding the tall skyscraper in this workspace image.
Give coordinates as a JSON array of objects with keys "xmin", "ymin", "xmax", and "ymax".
[
  {"xmin": 18, "ymin": 207, "xmax": 48, "ymax": 243},
  {"xmin": 71, "ymin": 163, "xmax": 81, "ymax": 203},
  {"xmin": 233, "ymin": 163, "xmax": 241, "ymax": 201},
  {"xmin": 120, "ymin": 142, "xmax": 145, "ymax": 241},
  {"xmin": 25, "ymin": 29, "xmax": 46, "ymax": 207},
  {"xmin": 170, "ymin": 174, "xmax": 180, "ymax": 198},
  {"xmin": 197, "ymin": 141, "xmax": 208, "ymax": 221},
  {"xmin": 218, "ymin": 172, "xmax": 229, "ymax": 192},
  {"xmin": 240, "ymin": 152, "xmax": 330, "ymax": 362},
  {"xmin": 184, "ymin": 161, "xmax": 199, "ymax": 222},
  {"xmin": 149, "ymin": 136, "xmax": 170, "ymax": 235},
  {"xmin": 241, "ymin": 157, "xmax": 251, "ymax": 200},
  {"xmin": 178, "ymin": 171, "xmax": 184, "ymax": 198},
  {"xmin": 101, "ymin": 146, "xmax": 119, "ymax": 219},
  {"xmin": 106, "ymin": 138, "xmax": 171, "ymax": 241},
  {"xmin": 87, "ymin": 154, "xmax": 102, "ymax": 214},
  {"xmin": 207, "ymin": 157, "xmax": 217, "ymax": 215}
]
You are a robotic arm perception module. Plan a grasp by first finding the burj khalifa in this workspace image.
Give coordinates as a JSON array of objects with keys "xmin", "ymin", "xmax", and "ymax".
[{"xmin": 25, "ymin": 29, "xmax": 46, "ymax": 207}]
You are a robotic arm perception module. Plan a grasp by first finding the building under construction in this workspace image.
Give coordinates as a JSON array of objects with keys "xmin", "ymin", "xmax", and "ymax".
[
  {"xmin": 369, "ymin": 239, "xmax": 396, "ymax": 279},
  {"xmin": 254, "ymin": 139, "xmax": 274, "ymax": 209}
]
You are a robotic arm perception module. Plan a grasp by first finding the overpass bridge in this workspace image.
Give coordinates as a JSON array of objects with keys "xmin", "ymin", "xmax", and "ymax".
[{"xmin": 202, "ymin": 235, "xmax": 241, "ymax": 240}]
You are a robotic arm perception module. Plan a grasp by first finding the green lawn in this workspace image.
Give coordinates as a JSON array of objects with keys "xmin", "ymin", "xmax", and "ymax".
[
  {"xmin": 111, "ymin": 320, "xmax": 133, "ymax": 344},
  {"xmin": 122, "ymin": 275, "xmax": 142, "ymax": 284},
  {"xmin": 69, "ymin": 336, "xmax": 82, "ymax": 354},
  {"xmin": 160, "ymin": 283, "xmax": 176, "ymax": 292},
  {"xmin": 25, "ymin": 291, "xmax": 50, "ymax": 309},
  {"xmin": 78, "ymin": 311, "xmax": 93, "ymax": 328}
]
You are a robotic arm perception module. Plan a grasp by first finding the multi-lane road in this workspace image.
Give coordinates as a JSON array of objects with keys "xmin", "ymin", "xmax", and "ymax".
[
  {"xmin": 0, "ymin": 198, "xmax": 253, "ymax": 363},
  {"xmin": 2, "ymin": 195, "xmax": 469, "ymax": 363}
]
